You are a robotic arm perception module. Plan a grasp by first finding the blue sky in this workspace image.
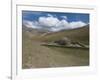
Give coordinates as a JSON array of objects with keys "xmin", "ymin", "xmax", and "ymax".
[
  {"xmin": 22, "ymin": 10, "xmax": 89, "ymax": 31},
  {"xmin": 22, "ymin": 11, "xmax": 89, "ymax": 23}
]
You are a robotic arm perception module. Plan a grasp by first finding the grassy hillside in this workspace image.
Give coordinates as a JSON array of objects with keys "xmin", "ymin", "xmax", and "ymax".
[
  {"xmin": 22, "ymin": 25, "xmax": 89, "ymax": 69},
  {"xmin": 39, "ymin": 25, "xmax": 89, "ymax": 45}
]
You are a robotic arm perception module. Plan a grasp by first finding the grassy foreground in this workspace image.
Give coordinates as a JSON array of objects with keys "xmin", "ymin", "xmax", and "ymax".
[
  {"xmin": 22, "ymin": 26, "xmax": 89, "ymax": 69},
  {"xmin": 22, "ymin": 36, "xmax": 89, "ymax": 69}
]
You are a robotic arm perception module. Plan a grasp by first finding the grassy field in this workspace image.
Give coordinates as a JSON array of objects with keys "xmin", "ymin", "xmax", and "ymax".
[
  {"xmin": 22, "ymin": 26, "xmax": 89, "ymax": 69},
  {"xmin": 47, "ymin": 46, "xmax": 89, "ymax": 66}
]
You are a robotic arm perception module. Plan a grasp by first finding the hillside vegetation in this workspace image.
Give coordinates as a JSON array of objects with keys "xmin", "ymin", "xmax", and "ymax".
[
  {"xmin": 22, "ymin": 25, "xmax": 89, "ymax": 69},
  {"xmin": 39, "ymin": 25, "xmax": 89, "ymax": 45}
]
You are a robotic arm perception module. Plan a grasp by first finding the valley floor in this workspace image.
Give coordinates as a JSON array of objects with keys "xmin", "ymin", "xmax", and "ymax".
[{"xmin": 22, "ymin": 40, "xmax": 89, "ymax": 69}]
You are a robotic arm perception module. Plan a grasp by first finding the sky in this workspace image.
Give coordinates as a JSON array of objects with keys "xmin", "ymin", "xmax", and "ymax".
[{"xmin": 22, "ymin": 10, "xmax": 89, "ymax": 32}]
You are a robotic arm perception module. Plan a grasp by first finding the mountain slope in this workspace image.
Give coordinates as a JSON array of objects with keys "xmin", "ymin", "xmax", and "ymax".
[
  {"xmin": 22, "ymin": 25, "xmax": 89, "ymax": 68},
  {"xmin": 40, "ymin": 25, "xmax": 89, "ymax": 44}
]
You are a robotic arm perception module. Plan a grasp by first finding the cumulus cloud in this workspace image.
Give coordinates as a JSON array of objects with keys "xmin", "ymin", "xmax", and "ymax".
[
  {"xmin": 47, "ymin": 14, "xmax": 54, "ymax": 17},
  {"xmin": 38, "ymin": 16, "xmax": 59, "ymax": 27},
  {"xmin": 61, "ymin": 16, "xmax": 67, "ymax": 20},
  {"xmin": 23, "ymin": 20, "xmax": 36, "ymax": 28},
  {"xmin": 23, "ymin": 14, "xmax": 87, "ymax": 32},
  {"xmin": 70, "ymin": 21, "xmax": 86, "ymax": 29}
]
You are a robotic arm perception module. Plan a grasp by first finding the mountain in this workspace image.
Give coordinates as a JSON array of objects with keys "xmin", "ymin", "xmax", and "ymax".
[
  {"xmin": 22, "ymin": 24, "xmax": 51, "ymax": 40},
  {"xmin": 22, "ymin": 24, "xmax": 89, "ymax": 68},
  {"xmin": 39, "ymin": 25, "xmax": 89, "ymax": 45},
  {"xmin": 23, "ymin": 24, "xmax": 89, "ymax": 44},
  {"xmin": 22, "ymin": 24, "xmax": 51, "ymax": 33}
]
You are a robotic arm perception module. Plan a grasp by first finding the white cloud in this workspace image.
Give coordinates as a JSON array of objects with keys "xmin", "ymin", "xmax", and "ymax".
[
  {"xmin": 70, "ymin": 21, "xmax": 86, "ymax": 29},
  {"xmin": 51, "ymin": 20, "xmax": 70, "ymax": 31},
  {"xmin": 38, "ymin": 16, "xmax": 59, "ymax": 27},
  {"xmin": 23, "ymin": 14, "xmax": 87, "ymax": 32},
  {"xmin": 47, "ymin": 14, "xmax": 53, "ymax": 17},
  {"xmin": 61, "ymin": 16, "xmax": 67, "ymax": 20},
  {"xmin": 23, "ymin": 20, "xmax": 39, "ymax": 29}
]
